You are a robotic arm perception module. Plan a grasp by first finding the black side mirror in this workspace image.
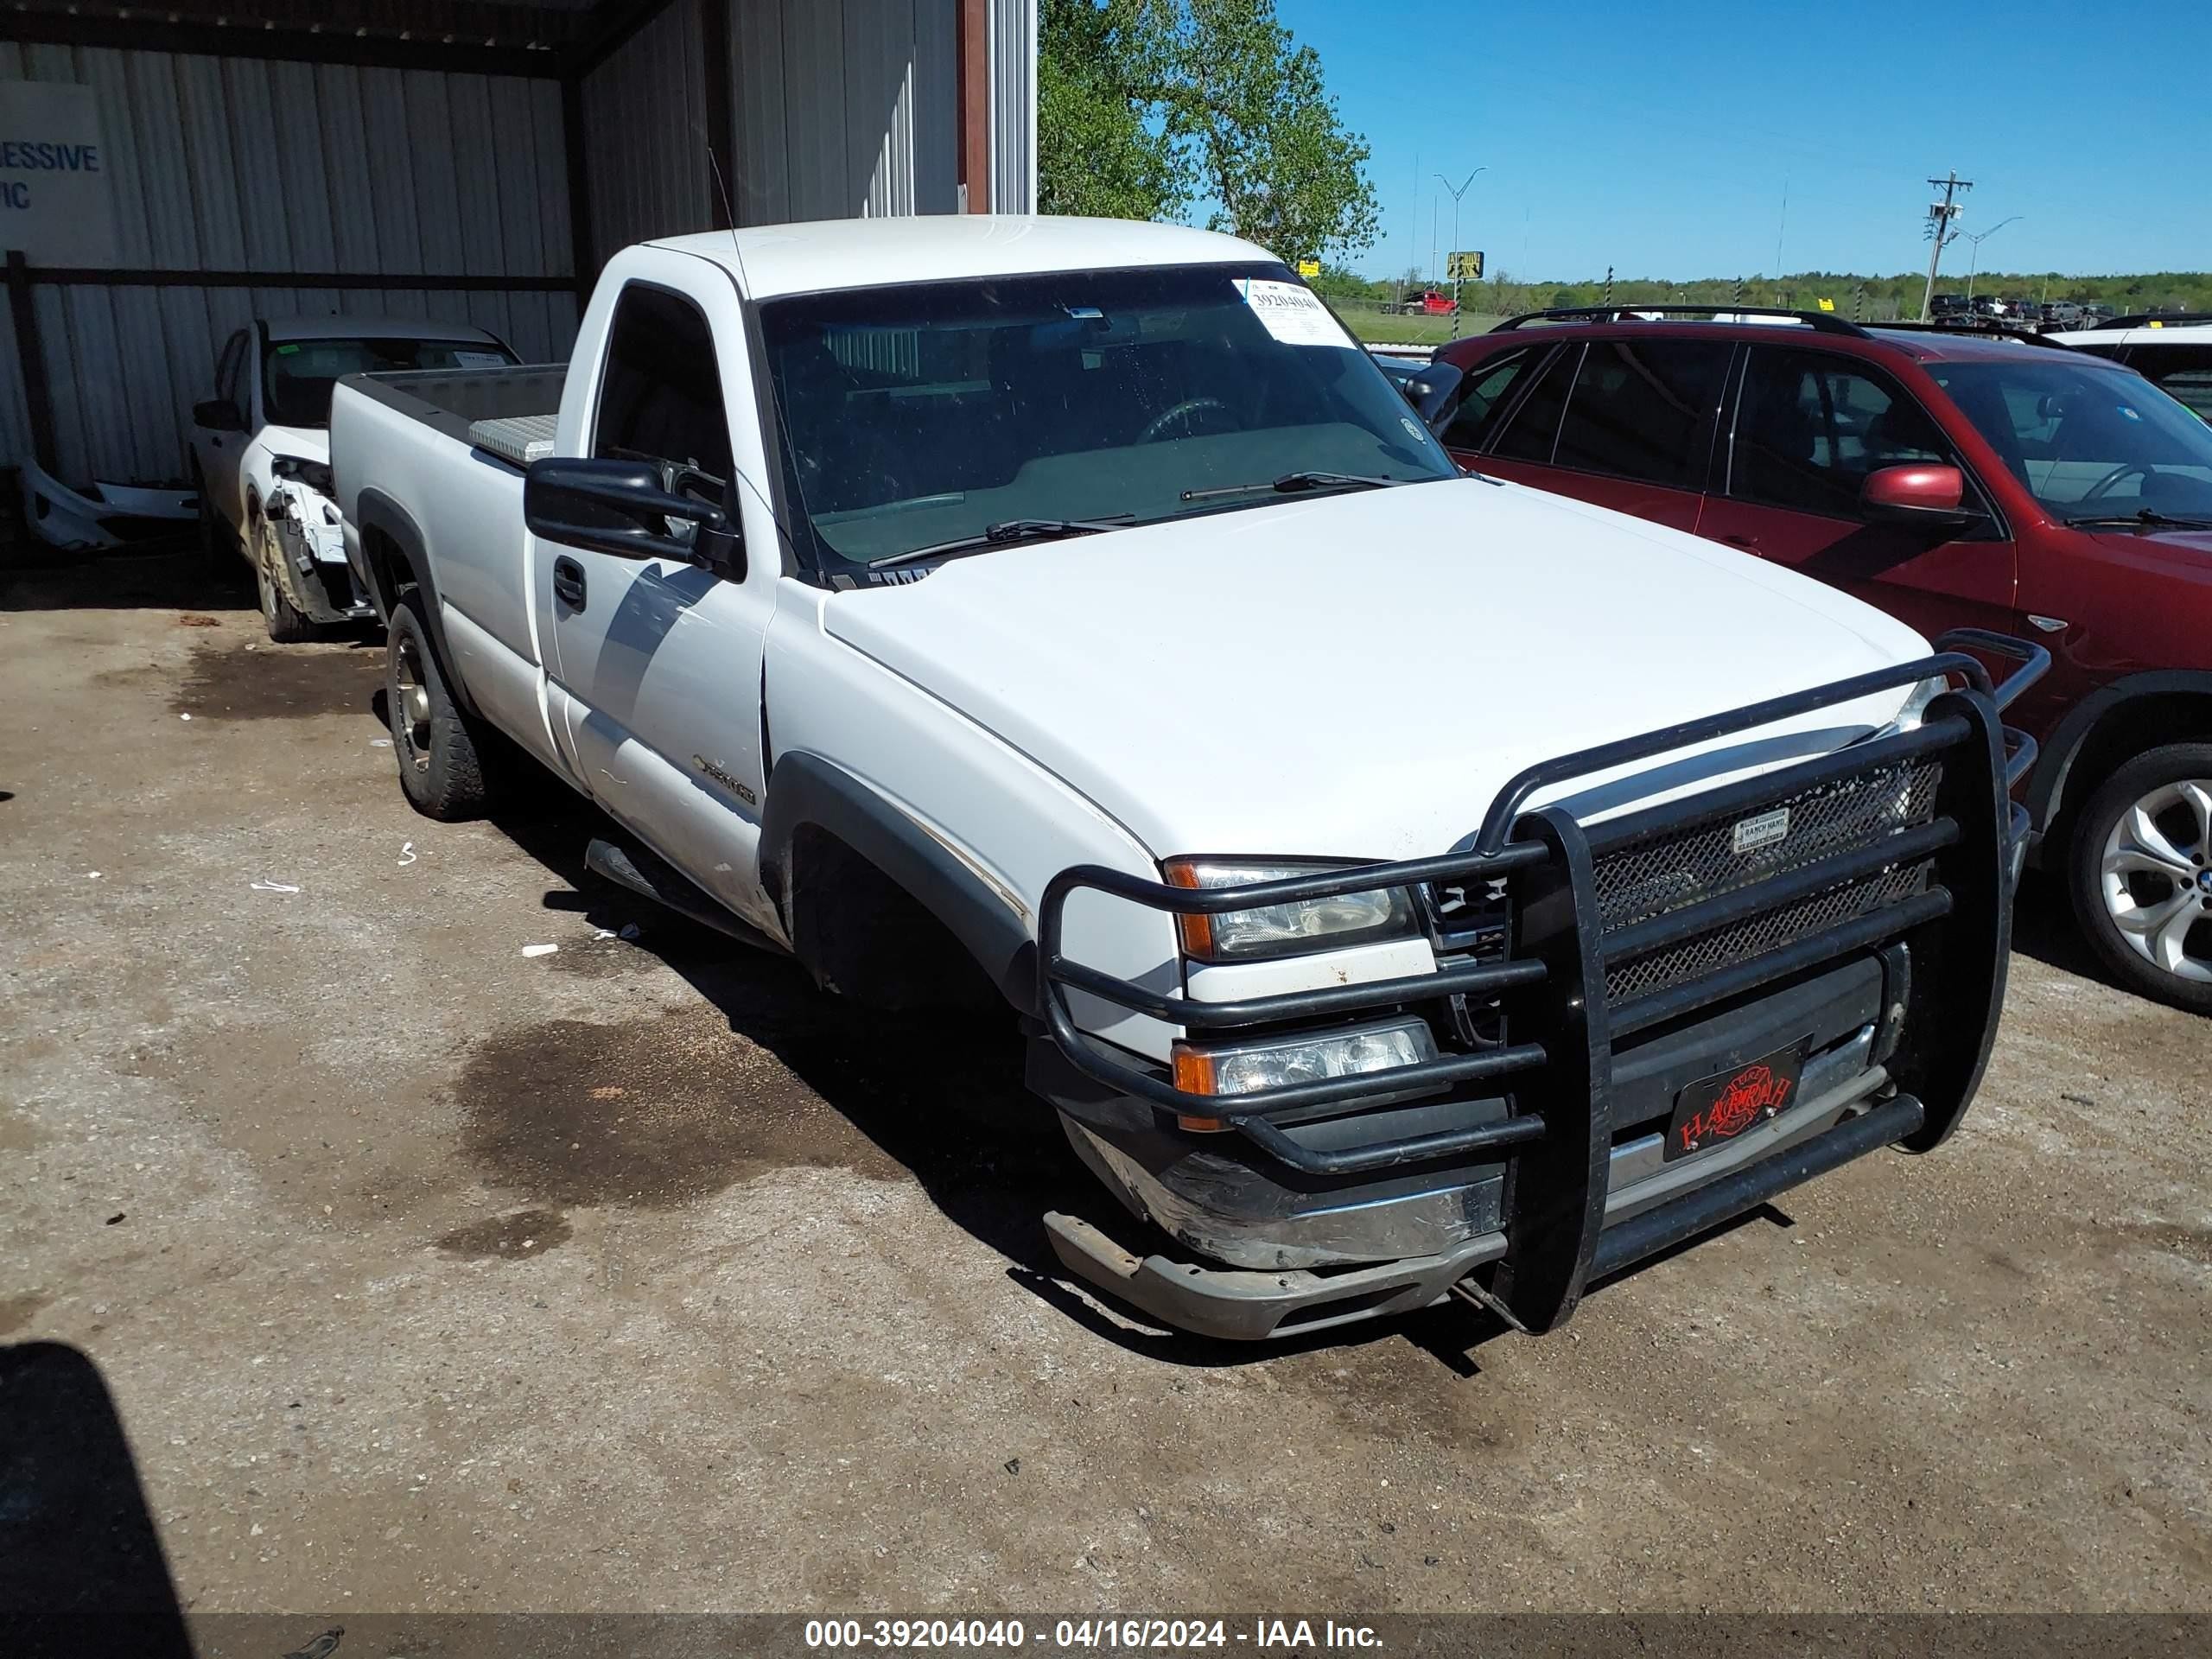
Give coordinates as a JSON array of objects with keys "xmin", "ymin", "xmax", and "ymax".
[
  {"xmin": 1398, "ymin": 360, "xmax": 1465, "ymax": 433},
  {"xmin": 194, "ymin": 398, "xmax": 245, "ymax": 433},
  {"xmin": 524, "ymin": 456, "xmax": 745, "ymax": 579}
]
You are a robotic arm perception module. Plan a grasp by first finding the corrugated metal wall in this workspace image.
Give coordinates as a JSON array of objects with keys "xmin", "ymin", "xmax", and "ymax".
[
  {"xmin": 0, "ymin": 43, "xmax": 578, "ymax": 485},
  {"xmin": 588, "ymin": 0, "xmax": 961, "ymax": 248},
  {"xmin": 989, "ymin": 0, "xmax": 1036, "ymax": 213},
  {"xmin": 581, "ymin": 0, "xmax": 715, "ymax": 257},
  {"xmin": 732, "ymin": 0, "xmax": 958, "ymax": 228}
]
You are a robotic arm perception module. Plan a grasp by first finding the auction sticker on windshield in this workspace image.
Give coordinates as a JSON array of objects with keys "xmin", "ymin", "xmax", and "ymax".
[{"xmin": 1238, "ymin": 278, "xmax": 1352, "ymax": 348}]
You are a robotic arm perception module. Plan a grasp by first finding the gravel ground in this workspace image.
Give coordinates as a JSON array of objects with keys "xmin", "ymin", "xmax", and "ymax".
[{"xmin": 3, "ymin": 549, "xmax": 2208, "ymax": 1617}]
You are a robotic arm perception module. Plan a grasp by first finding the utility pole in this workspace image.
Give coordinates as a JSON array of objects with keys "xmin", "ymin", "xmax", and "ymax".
[
  {"xmin": 1434, "ymin": 167, "xmax": 1485, "ymax": 339},
  {"xmin": 1604, "ymin": 265, "xmax": 1614, "ymax": 308},
  {"xmin": 1919, "ymin": 170, "xmax": 1972, "ymax": 321}
]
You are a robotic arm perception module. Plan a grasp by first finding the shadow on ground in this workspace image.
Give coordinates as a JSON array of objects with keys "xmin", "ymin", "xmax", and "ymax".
[
  {"xmin": 0, "ymin": 540, "xmax": 251, "ymax": 613},
  {"xmin": 2008, "ymin": 868, "xmax": 2126, "ymax": 990}
]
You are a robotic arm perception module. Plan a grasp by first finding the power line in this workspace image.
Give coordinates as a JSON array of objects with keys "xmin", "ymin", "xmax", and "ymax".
[{"xmin": 1918, "ymin": 171, "xmax": 1973, "ymax": 321}]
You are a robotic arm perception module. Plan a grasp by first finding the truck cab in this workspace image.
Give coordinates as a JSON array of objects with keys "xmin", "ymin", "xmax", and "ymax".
[{"xmin": 331, "ymin": 219, "xmax": 2043, "ymax": 1341}]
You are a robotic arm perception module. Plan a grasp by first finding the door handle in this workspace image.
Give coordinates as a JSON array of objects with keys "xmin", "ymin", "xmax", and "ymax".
[{"xmin": 553, "ymin": 556, "xmax": 586, "ymax": 610}]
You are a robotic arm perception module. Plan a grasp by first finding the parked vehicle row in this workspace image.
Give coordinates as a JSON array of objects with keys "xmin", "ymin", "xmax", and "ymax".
[
  {"xmin": 1930, "ymin": 295, "xmax": 2119, "ymax": 332},
  {"xmin": 321, "ymin": 217, "xmax": 2042, "ymax": 1343},
  {"xmin": 1433, "ymin": 306, "xmax": 2212, "ymax": 1012}
]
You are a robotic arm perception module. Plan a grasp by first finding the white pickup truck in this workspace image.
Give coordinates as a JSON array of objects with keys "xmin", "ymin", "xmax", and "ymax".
[{"xmin": 331, "ymin": 216, "xmax": 2045, "ymax": 1341}]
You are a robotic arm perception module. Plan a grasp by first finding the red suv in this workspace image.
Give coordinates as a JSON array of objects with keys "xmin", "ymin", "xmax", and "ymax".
[{"xmin": 1432, "ymin": 307, "xmax": 2212, "ymax": 1012}]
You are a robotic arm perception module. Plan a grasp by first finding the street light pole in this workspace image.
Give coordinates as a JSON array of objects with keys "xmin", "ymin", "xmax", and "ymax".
[
  {"xmin": 1961, "ymin": 215, "xmax": 2023, "ymax": 308},
  {"xmin": 1434, "ymin": 168, "xmax": 1486, "ymax": 338}
]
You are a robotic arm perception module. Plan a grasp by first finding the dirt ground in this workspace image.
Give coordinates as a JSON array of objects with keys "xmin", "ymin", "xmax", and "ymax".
[{"xmin": 3, "ymin": 548, "xmax": 2209, "ymax": 1618}]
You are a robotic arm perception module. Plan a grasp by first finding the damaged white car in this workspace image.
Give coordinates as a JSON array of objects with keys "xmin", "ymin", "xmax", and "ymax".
[{"xmin": 188, "ymin": 318, "xmax": 518, "ymax": 640}]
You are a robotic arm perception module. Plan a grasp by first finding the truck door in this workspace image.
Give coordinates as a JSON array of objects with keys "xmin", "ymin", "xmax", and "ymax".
[
  {"xmin": 539, "ymin": 271, "xmax": 784, "ymax": 937},
  {"xmin": 192, "ymin": 329, "xmax": 251, "ymax": 532}
]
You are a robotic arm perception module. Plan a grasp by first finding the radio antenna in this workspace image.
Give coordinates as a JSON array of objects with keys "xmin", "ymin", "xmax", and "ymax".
[{"xmin": 701, "ymin": 131, "xmax": 752, "ymax": 293}]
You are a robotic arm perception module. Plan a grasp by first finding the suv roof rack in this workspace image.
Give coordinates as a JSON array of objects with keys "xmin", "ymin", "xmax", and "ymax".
[
  {"xmin": 1872, "ymin": 319, "xmax": 2075, "ymax": 351},
  {"xmin": 1490, "ymin": 304, "xmax": 1871, "ymax": 338},
  {"xmin": 2092, "ymin": 312, "xmax": 2212, "ymax": 331}
]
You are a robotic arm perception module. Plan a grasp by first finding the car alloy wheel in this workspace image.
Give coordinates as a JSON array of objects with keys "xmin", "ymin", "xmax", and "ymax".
[{"xmin": 2097, "ymin": 777, "xmax": 2212, "ymax": 987}]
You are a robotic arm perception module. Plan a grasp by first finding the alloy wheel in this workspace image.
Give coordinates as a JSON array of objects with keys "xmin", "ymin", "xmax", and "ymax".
[
  {"xmin": 2099, "ymin": 779, "xmax": 2212, "ymax": 985},
  {"xmin": 391, "ymin": 633, "xmax": 435, "ymax": 772}
]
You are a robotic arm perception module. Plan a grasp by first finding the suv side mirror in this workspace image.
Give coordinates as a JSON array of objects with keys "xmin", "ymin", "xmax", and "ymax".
[
  {"xmin": 194, "ymin": 398, "xmax": 245, "ymax": 433},
  {"xmin": 1861, "ymin": 463, "xmax": 1974, "ymax": 526},
  {"xmin": 524, "ymin": 456, "xmax": 745, "ymax": 579},
  {"xmin": 1397, "ymin": 359, "xmax": 1465, "ymax": 432}
]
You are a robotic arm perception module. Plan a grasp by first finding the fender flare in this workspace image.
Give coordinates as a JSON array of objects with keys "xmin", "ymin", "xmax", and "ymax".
[
  {"xmin": 760, "ymin": 751, "xmax": 1038, "ymax": 1014},
  {"xmin": 2026, "ymin": 669, "xmax": 2212, "ymax": 836},
  {"xmin": 353, "ymin": 487, "xmax": 484, "ymax": 720}
]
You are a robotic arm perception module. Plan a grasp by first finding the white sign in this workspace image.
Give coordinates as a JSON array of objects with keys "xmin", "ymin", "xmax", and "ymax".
[
  {"xmin": 1237, "ymin": 277, "xmax": 1352, "ymax": 349},
  {"xmin": 0, "ymin": 81, "xmax": 118, "ymax": 264}
]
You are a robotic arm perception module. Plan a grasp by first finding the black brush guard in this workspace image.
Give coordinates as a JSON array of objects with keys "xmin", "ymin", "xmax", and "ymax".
[{"xmin": 1038, "ymin": 631, "xmax": 2047, "ymax": 1336}]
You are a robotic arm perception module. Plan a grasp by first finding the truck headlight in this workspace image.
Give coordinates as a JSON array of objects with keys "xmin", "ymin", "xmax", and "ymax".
[
  {"xmin": 1164, "ymin": 857, "xmax": 1418, "ymax": 963},
  {"xmin": 1172, "ymin": 1016, "xmax": 1440, "ymax": 1103}
]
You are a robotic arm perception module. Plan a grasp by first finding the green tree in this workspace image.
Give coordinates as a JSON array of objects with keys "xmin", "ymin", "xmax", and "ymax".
[
  {"xmin": 1036, "ymin": 0, "xmax": 1185, "ymax": 221},
  {"xmin": 1037, "ymin": 0, "xmax": 1381, "ymax": 264},
  {"xmin": 1155, "ymin": 0, "xmax": 1380, "ymax": 264}
]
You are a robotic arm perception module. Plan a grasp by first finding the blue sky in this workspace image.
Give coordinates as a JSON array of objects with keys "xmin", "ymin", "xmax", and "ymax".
[{"xmin": 1274, "ymin": 0, "xmax": 2209, "ymax": 282}]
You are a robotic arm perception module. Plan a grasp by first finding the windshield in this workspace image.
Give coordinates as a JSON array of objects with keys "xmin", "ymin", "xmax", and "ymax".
[
  {"xmin": 1929, "ymin": 359, "xmax": 2212, "ymax": 518},
  {"xmin": 758, "ymin": 262, "xmax": 1458, "ymax": 571},
  {"xmin": 264, "ymin": 335, "xmax": 519, "ymax": 428}
]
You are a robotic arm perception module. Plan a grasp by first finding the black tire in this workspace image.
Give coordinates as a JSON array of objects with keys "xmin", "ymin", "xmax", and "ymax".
[
  {"xmin": 255, "ymin": 526, "xmax": 319, "ymax": 644},
  {"xmin": 2066, "ymin": 741, "xmax": 2212, "ymax": 1014},
  {"xmin": 386, "ymin": 590, "xmax": 497, "ymax": 821}
]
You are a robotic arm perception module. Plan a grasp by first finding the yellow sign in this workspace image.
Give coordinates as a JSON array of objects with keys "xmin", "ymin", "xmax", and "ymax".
[
  {"xmin": 1447, "ymin": 251, "xmax": 1484, "ymax": 281},
  {"xmin": 1817, "ymin": 298, "xmax": 1836, "ymax": 312},
  {"xmin": 1296, "ymin": 258, "xmax": 1321, "ymax": 278}
]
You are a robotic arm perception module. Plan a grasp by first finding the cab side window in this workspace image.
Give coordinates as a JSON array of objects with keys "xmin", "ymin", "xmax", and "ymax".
[
  {"xmin": 1550, "ymin": 339, "xmax": 1730, "ymax": 489},
  {"xmin": 214, "ymin": 331, "xmax": 247, "ymax": 406},
  {"xmin": 594, "ymin": 283, "xmax": 734, "ymax": 486},
  {"xmin": 1729, "ymin": 349, "xmax": 1951, "ymax": 518},
  {"xmin": 1440, "ymin": 347, "xmax": 1540, "ymax": 451},
  {"xmin": 1490, "ymin": 343, "xmax": 1580, "ymax": 464}
]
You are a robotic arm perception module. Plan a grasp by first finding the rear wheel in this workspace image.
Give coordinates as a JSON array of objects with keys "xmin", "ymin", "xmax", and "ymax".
[
  {"xmin": 255, "ymin": 524, "xmax": 318, "ymax": 644},
  {"xmin": 386, "ymin": 589, "xmax": 497, "ymax": 821},
  {"xmin": 2068, "ymin": 742, "xmax": 2212, "ymax": 1014}
]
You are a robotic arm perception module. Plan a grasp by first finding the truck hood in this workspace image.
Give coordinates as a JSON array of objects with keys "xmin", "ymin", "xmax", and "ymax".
[{"xmin": 822, "ymin": 480, "xmax": 1933, "ymax": 861}]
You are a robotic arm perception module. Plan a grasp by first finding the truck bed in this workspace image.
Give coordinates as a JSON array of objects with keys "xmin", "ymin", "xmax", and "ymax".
[{"xmin": 335, "ymin": 365, "xmax": 569, "ymax": 467}]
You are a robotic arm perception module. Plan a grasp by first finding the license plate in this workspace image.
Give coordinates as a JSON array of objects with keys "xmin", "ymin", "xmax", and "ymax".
[{"xmin": 1663, "ymin": 1041, "xmax": 1808, "ymax": 1162}]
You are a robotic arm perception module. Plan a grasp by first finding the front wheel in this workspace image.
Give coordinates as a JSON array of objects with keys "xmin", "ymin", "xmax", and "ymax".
[
  {"xmin": 2068, "ymin": 742, "xmax": 2212, "ymax": 1014},
  {"xmin": 255, "ymin": 525, "xmax": 319, "ymax": 644},
  {"xmin": 386, "ymin": 589, "xmax": 498, "ymax": 821}
]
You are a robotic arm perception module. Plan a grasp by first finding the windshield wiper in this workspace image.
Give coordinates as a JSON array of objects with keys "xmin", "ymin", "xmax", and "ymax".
[
  {"xmin": 2063, "ymin": 507, "xmax": 2212, "ymax": 531},
  {"xmin": 873, "ymin": 515, "xmax": 1135, "ymax": 569},
  {"xmin": 1179, "ymin": 470, "xmax": 1408, "ymax": 504}
]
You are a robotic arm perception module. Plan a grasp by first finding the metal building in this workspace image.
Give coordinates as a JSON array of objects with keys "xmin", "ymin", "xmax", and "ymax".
[{"xmin": 1, "ymin": 0, "xmax": 1037, "ymax": 493}]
